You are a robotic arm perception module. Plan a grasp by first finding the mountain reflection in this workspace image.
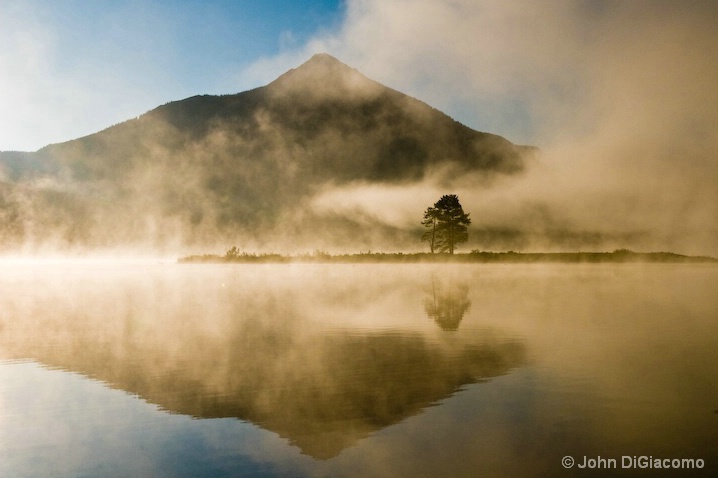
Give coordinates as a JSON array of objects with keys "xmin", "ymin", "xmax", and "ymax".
[
  {"xmin": 424, "ymin": 277, "xmax": 472, "ymax": 330},
  {"xmin": 0, "ymin": 265, "xmax": 526, "ymax": 460}
]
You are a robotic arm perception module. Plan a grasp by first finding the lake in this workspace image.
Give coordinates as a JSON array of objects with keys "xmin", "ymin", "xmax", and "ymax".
[{"xmin": 0, "ymin": 262, "xmax": 716, "ymax": 477}]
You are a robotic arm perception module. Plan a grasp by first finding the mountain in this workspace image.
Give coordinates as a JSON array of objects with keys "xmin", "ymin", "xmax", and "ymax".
[{"xmin": 0, "ymin": 53, "xmax": 536, "ymax": 252}]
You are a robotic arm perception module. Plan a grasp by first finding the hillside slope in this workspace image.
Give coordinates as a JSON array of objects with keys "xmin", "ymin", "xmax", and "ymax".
[{"xmin": 0, "ymin": 54, "xmax": 536, "ymax": 252}]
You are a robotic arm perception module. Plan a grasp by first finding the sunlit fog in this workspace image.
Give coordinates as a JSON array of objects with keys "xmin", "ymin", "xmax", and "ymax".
[{"xmin": 1, "ymin": 2, "xmax": 716, "ymax": 257}]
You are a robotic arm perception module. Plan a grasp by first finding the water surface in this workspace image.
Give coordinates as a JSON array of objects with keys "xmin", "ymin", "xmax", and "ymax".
[{"xmin": 0, "ymin": 263, "xmax": 716, "ymax": 476}]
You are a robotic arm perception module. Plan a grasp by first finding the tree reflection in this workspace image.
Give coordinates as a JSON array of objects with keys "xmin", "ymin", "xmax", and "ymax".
[{"xmin": 423, "ymin": 277, "xmax": 472, "ymax": 331}]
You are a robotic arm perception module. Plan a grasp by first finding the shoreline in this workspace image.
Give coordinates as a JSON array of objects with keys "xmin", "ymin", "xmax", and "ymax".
[{"xmin": 178, "ymin": 250, "xmax": 718, "ymax": 264}]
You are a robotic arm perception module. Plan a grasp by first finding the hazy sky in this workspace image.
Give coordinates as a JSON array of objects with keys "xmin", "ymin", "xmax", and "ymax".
[{"xmin": 2, "ymin": 1, "xmax": 716, "ymax": 151}]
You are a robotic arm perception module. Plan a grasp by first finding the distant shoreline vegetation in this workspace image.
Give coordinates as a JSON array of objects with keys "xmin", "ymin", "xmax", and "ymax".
[{"xmin": 178, "ymin": 248, "xmax": 717, "ymax": 264}]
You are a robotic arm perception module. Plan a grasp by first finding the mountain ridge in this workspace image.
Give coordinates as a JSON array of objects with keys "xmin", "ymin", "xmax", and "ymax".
[{"xmin": 0, "ymin": 53, "xmax": 537, "ymax": 252}]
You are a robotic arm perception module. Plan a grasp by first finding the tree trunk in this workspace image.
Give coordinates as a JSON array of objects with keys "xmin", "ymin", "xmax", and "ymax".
[{"xmin": 430, "ymin": 221, "xmax": 436, "ymax": 253}]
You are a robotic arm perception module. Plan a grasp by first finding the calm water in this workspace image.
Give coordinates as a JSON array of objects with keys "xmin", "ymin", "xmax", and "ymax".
[{"xmin": 0, "ymin": 262, "xmax": 716, "ymax": 477}]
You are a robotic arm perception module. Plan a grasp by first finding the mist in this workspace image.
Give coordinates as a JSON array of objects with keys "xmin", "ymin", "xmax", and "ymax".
[
  {"xmin": 262, "ymin": 0, "xmax": 718, "ymax": 256},
  {"xmin": 0, "ymin": 263, "xmax": 527, "ymax": 460},
  {"xmin": 2, "ymin": 261, "xmax": 716, "ymax": 475},
  {"xmin": 1, "ymin": 53, "xmax": 534, "ymax": 256},
  {"xmin": 1, "ymin": 2, "xmax": 717, "ymax": 257},
  {"xmin": 2, "ymin": 4, "xmax": 717, "ymax": 476}
]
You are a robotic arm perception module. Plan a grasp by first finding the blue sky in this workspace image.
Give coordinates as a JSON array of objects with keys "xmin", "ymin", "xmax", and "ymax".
[
  {"xmin": 34, "ymin": 0, "xmax": 344, "ymax": 89},
  {"xmin": 0, "ymin": 0, "xmax": 346, "ymax": 151}
]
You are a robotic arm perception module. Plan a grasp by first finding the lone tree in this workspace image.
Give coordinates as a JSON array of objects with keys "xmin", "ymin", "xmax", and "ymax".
[
  {"xmin": 421, "ymin": 194, "xmax": 471, "ymax": 254},
  {"xmin": 421, "ymin": 206, "xmax": 441, "ymax": 253}
]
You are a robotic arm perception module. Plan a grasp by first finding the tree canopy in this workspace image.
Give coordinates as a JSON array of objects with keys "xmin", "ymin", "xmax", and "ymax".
[{"xmin": 421, "ymin": 194, "xmax": 471, "ymax": 254}]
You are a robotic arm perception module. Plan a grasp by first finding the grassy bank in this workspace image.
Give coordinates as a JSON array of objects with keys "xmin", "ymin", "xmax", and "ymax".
[{"xmin": 179, "ymin": 249, "xmax": 717, "ymax": 264}]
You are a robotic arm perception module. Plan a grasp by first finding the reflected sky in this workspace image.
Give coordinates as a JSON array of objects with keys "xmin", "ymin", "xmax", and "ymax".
[{"xmin": 0, "ymin": 263, "xmax": 717, "ymax": 476}]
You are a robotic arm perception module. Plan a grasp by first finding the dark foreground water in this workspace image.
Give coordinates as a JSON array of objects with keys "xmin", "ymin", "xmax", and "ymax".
[{"xmin": 0, "ymin": 262, "xmax": 716, "ymax": 477}]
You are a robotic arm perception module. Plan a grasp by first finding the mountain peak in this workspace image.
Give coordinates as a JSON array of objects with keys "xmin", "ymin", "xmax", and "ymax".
[
  {"xmin": 303, "ymin": 52, "xmax": 347, "ymax": 67},
  {"xmin": 267, "ymin": 53, "xmax": 382, "ymax": 99}
]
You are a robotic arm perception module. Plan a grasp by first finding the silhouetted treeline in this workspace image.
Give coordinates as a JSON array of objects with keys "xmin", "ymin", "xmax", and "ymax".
[{"xmin": 179, "ymin": 249, "xmax": 717, "ymax": 264}]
